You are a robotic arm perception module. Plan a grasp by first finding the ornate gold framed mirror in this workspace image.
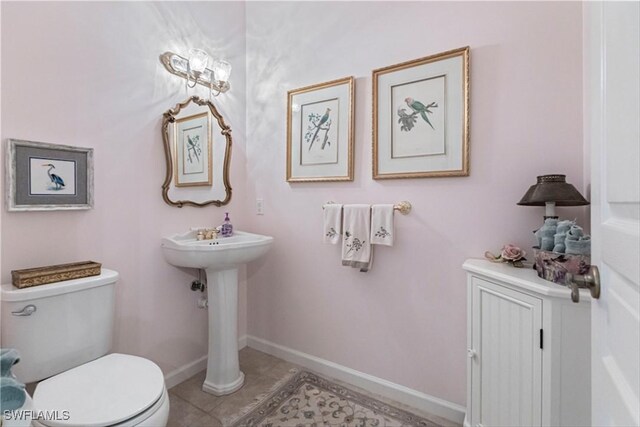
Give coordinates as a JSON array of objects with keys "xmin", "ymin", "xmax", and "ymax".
[{"xmin": 161, "ymin": 96, "xmax": 232, "ymax": 207}]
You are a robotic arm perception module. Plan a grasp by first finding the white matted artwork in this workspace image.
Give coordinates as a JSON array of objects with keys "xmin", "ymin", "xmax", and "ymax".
[
  {"xmin": 391, "ymin": 75, "xmax": 446, "ymax": 158},
  {"xmin": 300, "ymin": 98, "xmax": 340, "ymax": 166},
  {"xmin": 6, "ymin": 139, "xmax": 94, "ymax": 211},
  {"xmin": 29, "ymin": 157, "xmax": 77, "ymax": 195},
  {"xmin": 287, "ymin": 76, "xmax": 354, "ymax": 182},
  {"xmin": 174, "ymin": 112, "xmax": 212, "ymax": 187},
  {"xmin": 373, "ymin": 47, "xmax": 469, "ymax": 179}
]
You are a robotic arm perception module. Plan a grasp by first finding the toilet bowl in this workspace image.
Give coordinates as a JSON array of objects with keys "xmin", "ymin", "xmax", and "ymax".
[
  {"xmin": 3, "ymin": 359, "xmax": 169, "ymax": 427},
  {"xmin": 30, "ymin": 354, "xmax": 169, "ymax": 427},
  {"xmin": 1, "ymin": 270, "xmax": 169, "ymax": 427}
]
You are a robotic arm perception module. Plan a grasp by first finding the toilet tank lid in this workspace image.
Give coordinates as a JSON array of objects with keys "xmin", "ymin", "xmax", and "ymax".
[{"xmin": 1, "ymin": 269, "xmax": 118, "ymax": 302}]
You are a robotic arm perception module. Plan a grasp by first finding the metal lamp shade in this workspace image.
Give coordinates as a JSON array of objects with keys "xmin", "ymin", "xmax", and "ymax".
[{"xmin": 518, "ymin": 174, "xmax": 589, "ymax": 206}]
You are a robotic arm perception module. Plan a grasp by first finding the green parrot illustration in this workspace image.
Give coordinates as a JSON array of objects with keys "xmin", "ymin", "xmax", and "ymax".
[
  {"xmin": 405, "ymin": 97, "xmax": 435, "ymax": 130},
  {"xmin": 309, "ymin": 108, "xmax": 331, "ymax": 151}
]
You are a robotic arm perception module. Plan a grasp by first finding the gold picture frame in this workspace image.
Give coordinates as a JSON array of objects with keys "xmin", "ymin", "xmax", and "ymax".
[
  {"xmin": 174, "ymin": 111, "xmax": 213, "ymax": 187},
  {"xmin": 286, "ymin": 76, "xmax": 355, "ymax": 182},
  {"xmin": 373, "ymin": 46, "xmax": 470, "ymax": 179}
]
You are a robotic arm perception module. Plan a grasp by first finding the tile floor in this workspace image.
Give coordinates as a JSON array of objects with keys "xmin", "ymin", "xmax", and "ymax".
[{"xmin": 167, "ymin": 347, "xmax": 457, "ymax": 427}]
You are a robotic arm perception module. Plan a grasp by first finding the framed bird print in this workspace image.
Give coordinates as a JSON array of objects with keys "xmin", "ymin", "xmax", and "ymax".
[
  {"xmin": 6, "ymin": 139, "xmax": 94, "ymax": 211},
  {"xmin": 373, "ymin": 47, "xmax": 470, "ymax": 179},
  {"xmin": 286, "ymin": 76, "xmax": 354, "ymax": 182},
  {"xmin": 174, "ymin": 111, "xmax": 212, "ymax": 187}
]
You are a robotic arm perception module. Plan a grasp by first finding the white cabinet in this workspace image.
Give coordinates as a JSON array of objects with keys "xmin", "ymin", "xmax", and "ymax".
[{"xmin": 463, "ymin": 259, "xmax": 591, "ymax": 427}]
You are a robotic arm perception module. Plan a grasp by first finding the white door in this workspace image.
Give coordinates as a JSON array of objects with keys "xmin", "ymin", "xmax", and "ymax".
[{"xmin": 586, "ymin": 2, "xmax": 640, "ymax": 425}]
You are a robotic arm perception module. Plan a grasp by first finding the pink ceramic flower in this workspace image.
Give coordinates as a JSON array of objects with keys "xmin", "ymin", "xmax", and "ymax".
[{"xmin": 501, "ymin": 244, "xmax": 526, "ymax": 261}]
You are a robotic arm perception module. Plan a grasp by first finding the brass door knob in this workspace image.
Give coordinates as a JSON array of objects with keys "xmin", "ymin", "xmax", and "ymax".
[{"xmin": 565, "ymin": 265, "xmax": 601, "ymax": 303}]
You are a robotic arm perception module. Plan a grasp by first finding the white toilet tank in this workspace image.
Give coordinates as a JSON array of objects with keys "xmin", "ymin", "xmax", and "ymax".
[{"xmin": 1, "ymin": 269, "xmax": 118, "ymax": 383}]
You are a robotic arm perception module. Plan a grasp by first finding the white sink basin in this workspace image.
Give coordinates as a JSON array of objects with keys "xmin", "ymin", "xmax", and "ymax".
[
  {"xmin": 161, "ymin": 229, "xmax": 273, "ymax": 396},
  {"xmin": 161, "ymin": 230, "xmax": 273, "ymax": 270}
]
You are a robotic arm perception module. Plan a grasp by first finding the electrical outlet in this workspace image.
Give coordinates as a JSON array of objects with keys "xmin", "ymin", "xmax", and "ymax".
[{"xmin": 256, "ymin": 198, "xmax": 264, "ymax": 215}]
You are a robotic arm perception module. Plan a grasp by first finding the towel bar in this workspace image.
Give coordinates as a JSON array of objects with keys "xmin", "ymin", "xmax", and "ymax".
[{"xmin": 323, "ymin": 201, "xmax": 412, "ymax": 215}]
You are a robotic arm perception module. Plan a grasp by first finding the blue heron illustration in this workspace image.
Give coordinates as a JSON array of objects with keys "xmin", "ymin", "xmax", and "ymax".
[{"xmin": 42, "ymin": 163, "xmax": 65, "ymax": 190}]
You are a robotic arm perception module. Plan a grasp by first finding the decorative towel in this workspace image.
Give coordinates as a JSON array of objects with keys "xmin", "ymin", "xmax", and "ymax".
[
  {"xmin": 1, "ymin": 376, "xmax": 26, "ymax": 411},
  {"xmin": 556, "ymin": 220, "xmax": 575, "ymax": 235},
  {"xmin": 565, "ymin": 236, "xmax": 591, "ymax": 255},
  {"xmin": 370, "ymin": 204, "xmax": 394, "ymax": 246},
  {"xmin": 342, "ymin": 205, "xmax": 373, "ymax": 272},
  {"xmin": 566, "ymin": 225, "xmax": 591, "ymax": 255},
  {"xmin": 553, "ymin": 233, "xmax": 567, "ymax": 253},
  {"xmin": 535, "ymin": 218, "xmax": 558, "ymax": 250},
  {"xmin": 566, "ymin": 236, "xmax": 591, "ymax": 255},
  {"xmin": 323, "ymin": 203, "xmax": 343, "ymax": 245},
  {"xmin": 566, "ymin": 225, "xmax": 585, "ymax": 240},
  {"xmin": 0, "ymin": 348, "xmax": 26, "ymax": 412},
  {"xmin": 552, "ymin": 219, "xmax": 575, "ymax": 252},
  {"xmin": 0, "ymin": 348, "xmax": 20, "ymax": 377}
]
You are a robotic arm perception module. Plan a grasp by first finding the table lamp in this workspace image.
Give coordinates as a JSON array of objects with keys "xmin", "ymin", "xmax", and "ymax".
[{"xmin": 518, "ymin": 174, "xmax": 589, "ymax": 219}]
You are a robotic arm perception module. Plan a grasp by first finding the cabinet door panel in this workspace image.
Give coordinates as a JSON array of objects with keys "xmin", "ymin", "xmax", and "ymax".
[{"xmin": 471, "ymin": 278, "xmax": 542, "ymax": 427}]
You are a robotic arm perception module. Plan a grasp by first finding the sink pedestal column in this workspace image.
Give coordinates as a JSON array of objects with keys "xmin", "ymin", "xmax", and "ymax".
[{"xmin": 202, "ymin": 267, "xmax": 245, "ymax": 396}]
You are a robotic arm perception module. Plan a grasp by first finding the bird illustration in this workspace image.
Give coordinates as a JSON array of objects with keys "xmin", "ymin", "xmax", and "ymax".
[
  {"xmin": 42, "ymin": 163, "xmax": 65, "ymax": 190},
  {"xmin": 186, "ymin": 135, "xmax": 200, "ymax": 164},
  {"xmin": 405, "ymin": 97, "xmax": 435, "ymax": 130},
  {"xmin": 309, "ymin": 108, "xmax": 331, "ymax": 151}
]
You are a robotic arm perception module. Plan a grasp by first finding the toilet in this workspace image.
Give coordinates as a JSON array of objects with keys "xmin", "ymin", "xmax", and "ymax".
[{"xmin": 0, "ymin": 269, "xmax": 169, "ymax": 427}]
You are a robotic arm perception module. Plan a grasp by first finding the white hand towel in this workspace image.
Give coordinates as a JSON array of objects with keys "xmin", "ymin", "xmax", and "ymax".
[
  {"xmin": 370, "ymin": 204, "xmax": 394, "ymax": 246},
  {"xmin": 342, "ymin": 204, "xmax": 373, "ymax": 272},
  {"xmin": 323, "ymin": 203, "xmax": 343, "ymax": 244}
]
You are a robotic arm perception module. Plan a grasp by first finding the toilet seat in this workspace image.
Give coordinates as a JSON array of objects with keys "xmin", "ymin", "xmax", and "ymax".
[{"xmin": 32, "ymin": 353, "xmax": 166, "ymax": 427}]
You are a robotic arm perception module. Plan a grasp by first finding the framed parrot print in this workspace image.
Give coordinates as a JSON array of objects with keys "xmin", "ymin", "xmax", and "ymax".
[
  {"xmin": 286, "ymin": 76, "xmax": 354, "ymax": 182},
  {"xmin": 373, "ymin": 47, "xmax": 469, "ymax": 179}
]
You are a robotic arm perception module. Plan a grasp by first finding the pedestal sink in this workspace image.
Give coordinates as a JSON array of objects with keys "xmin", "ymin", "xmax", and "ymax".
[{"xmin": 161, "ymin": 230, "xmax": 273, "ymax": 395}]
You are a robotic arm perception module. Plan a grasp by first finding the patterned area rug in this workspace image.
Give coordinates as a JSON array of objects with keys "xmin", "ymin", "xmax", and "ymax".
[{"xmin": 229, "ymin": 370, "xmax": 440, "ymax": 427}]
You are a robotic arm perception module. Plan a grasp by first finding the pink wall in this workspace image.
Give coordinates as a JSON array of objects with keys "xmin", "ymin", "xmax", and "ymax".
[
  {"xmin": 1, "ymin": 0, "xmax": 586, "ymax": 409},
  {"xmin": 244, "ymin": 1, "xmax": 585, "ymax": 406},
  {"xmin": 0, "ymin": 2, "xmax": 249, "ymax": 376}
]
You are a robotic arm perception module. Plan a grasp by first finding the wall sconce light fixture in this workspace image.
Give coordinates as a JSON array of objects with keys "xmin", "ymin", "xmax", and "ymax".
[{"xmin": 160, "ymin": 49, "xmax": 232, "ymax": 97}]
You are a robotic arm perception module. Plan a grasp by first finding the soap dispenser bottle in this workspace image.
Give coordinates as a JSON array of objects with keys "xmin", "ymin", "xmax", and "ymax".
[{"xmin": 220, "ymin": 212, "xmax": 233, "ymax": 237}]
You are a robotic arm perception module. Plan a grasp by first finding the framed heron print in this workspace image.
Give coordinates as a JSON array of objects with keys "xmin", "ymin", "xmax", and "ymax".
[
  {"xmin": 6, "ymin": 139, "xmax": 94, "ymax": 211},
  {"xmin": 373, "ymin": 47, "xmax": 469, "ymax": 179},
  {"xmin": 287, "ymin": 76, "xmax": 354, "ymax": 182}
]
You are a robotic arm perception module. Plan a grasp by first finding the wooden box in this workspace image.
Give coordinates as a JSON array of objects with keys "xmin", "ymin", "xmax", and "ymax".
[{"xmin": 11, "ymin": 261, "xmax": 102, "ymax": 289}]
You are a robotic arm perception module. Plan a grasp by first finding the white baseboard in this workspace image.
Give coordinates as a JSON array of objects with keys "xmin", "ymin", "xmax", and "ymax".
[
  {"xmin": 164, "ymin": 335, "xmax": 248, "ymax": 389},
  {"xmin": 164, "ymin": 355, "xmax": 208, "ymax": 389},
  {"xmin": 246, "ymin": 335, "xmax": 466, "ymax": 424}
]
